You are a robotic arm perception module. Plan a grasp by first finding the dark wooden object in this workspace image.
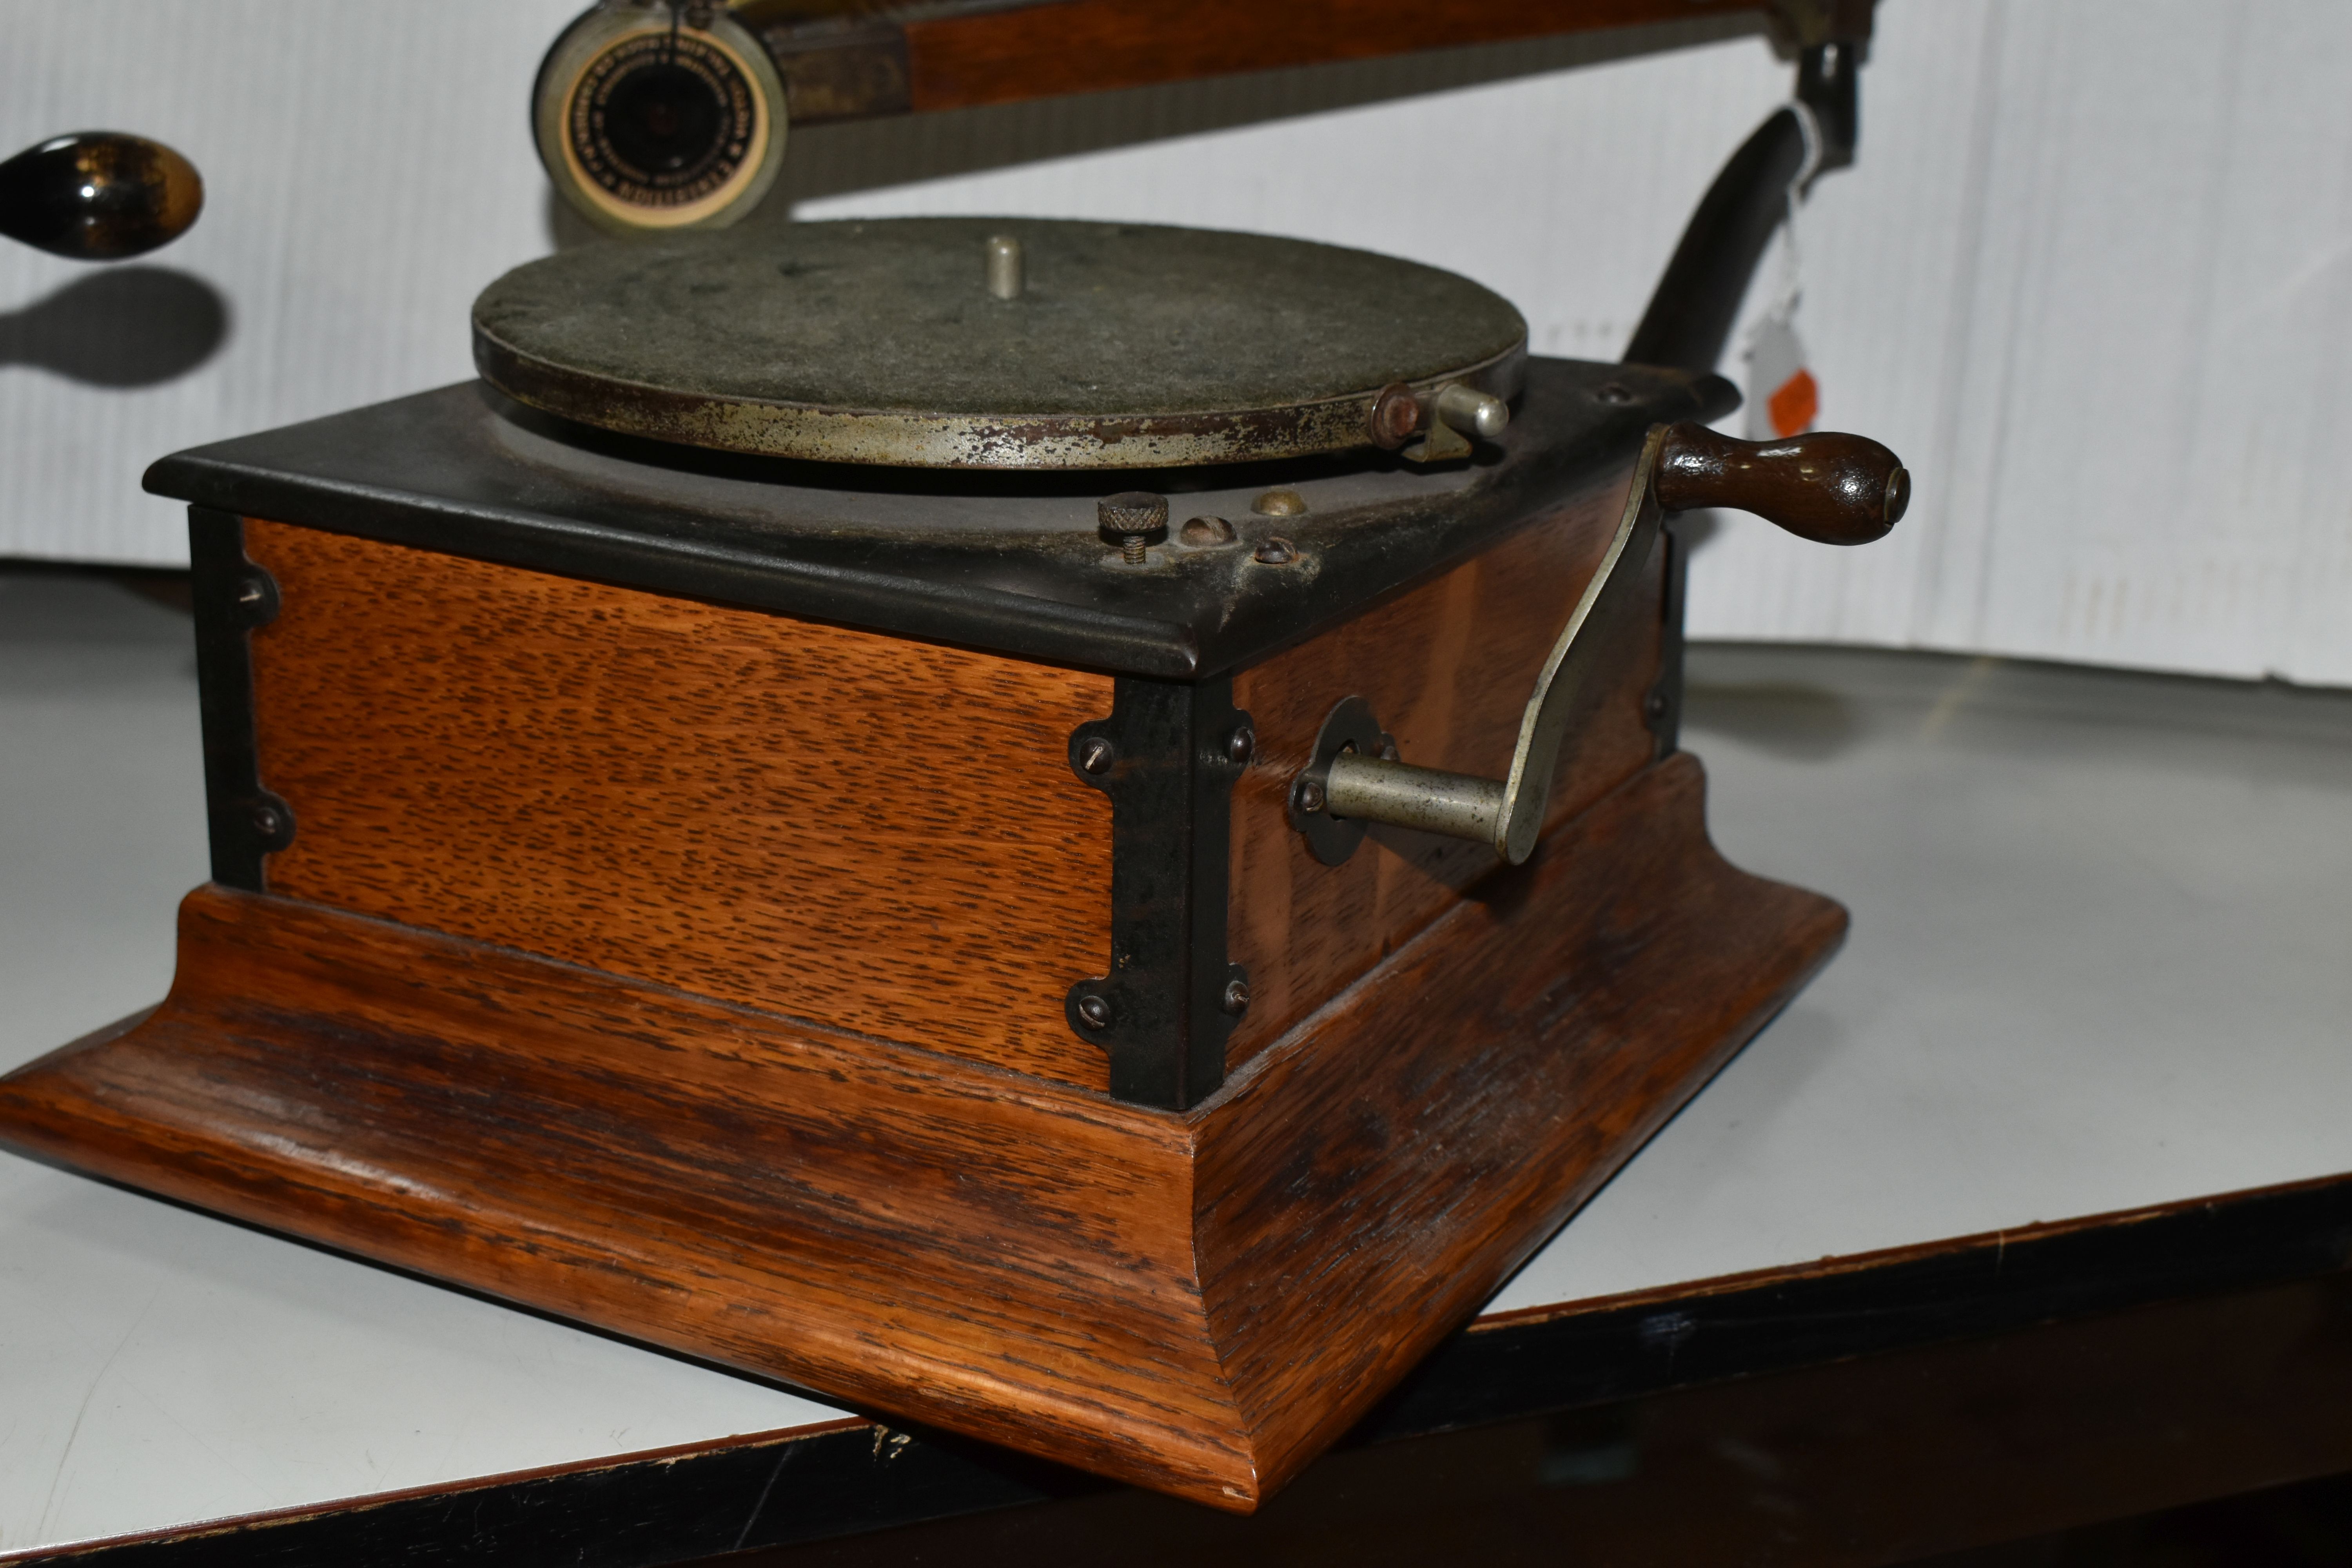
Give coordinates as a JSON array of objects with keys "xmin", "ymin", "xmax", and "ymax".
[
  {"xmin": 750, "ymin": 1272, "xmax": 2352, "ymax": 1567},
  {"xmin": 743, "ymin": 0, "xmax": 1871, "ymax": 123},
  {"xmin": 0, "ymin": 132, "xmax": 203, "ymax": 260},
  {"xmin": 0, "ymin": 354, "xmax": 1898, "ymax": 1508},
  {"xmin": 22, "ymin": 1173, "xmax": 2352, "ymax": 1566},
  {"xmin": 0, "ymin": 749, "xmax": 1841, "ymax": 1511},
  {"xmin": 897, "ymin": 0, "xmax": 1765, "ymax": 111},
  {"xmin": 0, "ymin": 417, "xmax": 1897, "ymax": 1506},
  {"xmin": 1655, "ymin": 423, "xmax": 1907, "ymax": 543}
]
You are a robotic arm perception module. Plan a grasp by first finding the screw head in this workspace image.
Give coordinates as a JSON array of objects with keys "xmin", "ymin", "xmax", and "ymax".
[
  {"xmin": 1596, "ymin": 382, "xmax": 1634, "ymax": 405},
  {"xmin": 250, "ymin": 804, "xmax": 282, "ymax": 837},
  {"xmin": 1295, "ymin": 777, "xmax": 1326, "ymax": 814},
  {"xmin": 1221, "ymin": 977, "xmax": 1251, "ymax": 1017},
  {"xmin": 1180, "ymin": 515, "xmax": 1235, "ymax": 546},
  {"xmin": 1253, "ymin": 537, "xmax": 1297, "ymax": 565},
  {"xmin": 1097, "ymin": 491, "xmax": 1169, "ymax": 555},
  {"xmin": 1225, "ymin": 725, "xmax": 1255, "ymax": 767},
  {"xmin": 1252, "ymin": 488, "xmax": 1308, "ymax": 517},
  {"xmin": 1076, "ymin": 736, "xmax": 1115, "ymax": 775},
  {"xmin": 1075, "ymin": 993, "xmax": 1113, "ymax": 1029},
  {"xmin": 1645, "ymin": 691, "xmax": 1671, "ymax": 720},
  {"xmin": 1367, "ymin": 382, "xmax": 1420, "ymax": 449}
]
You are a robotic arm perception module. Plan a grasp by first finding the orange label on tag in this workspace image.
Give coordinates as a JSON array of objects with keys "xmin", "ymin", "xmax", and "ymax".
[{"xmin": 1766, "ymin": 367, "xmax": 1819, "ymax": 438}]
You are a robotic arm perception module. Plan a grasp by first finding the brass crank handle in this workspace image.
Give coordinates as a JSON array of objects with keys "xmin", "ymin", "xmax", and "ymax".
[
  {"xmin": 1289, "ymin": 421, "xmax": 1907, "ymax": 868},
  {"xmin": 0, "ymin": 132, "xmax": 204, "ymax": 260}
]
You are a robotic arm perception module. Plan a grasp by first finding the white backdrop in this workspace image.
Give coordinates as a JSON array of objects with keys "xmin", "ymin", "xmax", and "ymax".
[{"xmin": 3, "ymin": 1, "xmax": 2348, "ymax": 684}]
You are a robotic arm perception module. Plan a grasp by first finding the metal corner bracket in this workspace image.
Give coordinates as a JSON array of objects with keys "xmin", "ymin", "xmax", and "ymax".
[
  {"xmin": 189, "ymin": 508, "xmax": 296, "ymax": 889},
  {"xmin": 1064, "ymin": 676, "xmax": 1252, "ymax": 1111}
]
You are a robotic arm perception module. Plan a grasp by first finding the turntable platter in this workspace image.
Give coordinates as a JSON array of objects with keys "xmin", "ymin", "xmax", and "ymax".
[{"xmin": 472, "ymin": 217, "xmax": 1526, "ymax": 469}]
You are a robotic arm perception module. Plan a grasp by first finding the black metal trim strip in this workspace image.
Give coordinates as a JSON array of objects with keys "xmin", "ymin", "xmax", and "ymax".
[
  {"xmin": 18, "ymin": 1172, "xmax": 2352, "ymax": 1567},
  {"xmin": 0, "ymin": 1422, "xmax": 1075, "ymax": 1568},
  {"xmin": 1065, "ymin": 677, "xmax": 1249, "ymax": 1109},
  {"xmin": 187, "ymin": 508, "xmax": 292, "ymax": 890},
  {"xmin": 139, "ymin": 365, "xmax": 1733, "ymax": 686},
  {"xmin": 1360, "ymin": 1172, "xmax": 2352, "ymax": 1442}
]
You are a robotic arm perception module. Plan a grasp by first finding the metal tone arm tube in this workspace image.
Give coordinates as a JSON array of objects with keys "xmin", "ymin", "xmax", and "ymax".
[{"xmin": 1323, "ymin": 755, "xmax": 1504, "ymax": 846}]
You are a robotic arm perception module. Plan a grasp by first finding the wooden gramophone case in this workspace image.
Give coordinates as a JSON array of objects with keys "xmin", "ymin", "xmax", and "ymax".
[{"xmin": 0, "ymin": 196, "xmax": 1900, "ymax": 1509}]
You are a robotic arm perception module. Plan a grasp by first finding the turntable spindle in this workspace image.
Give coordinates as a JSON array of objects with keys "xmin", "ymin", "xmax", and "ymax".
[{"xmin": 985, "ymin": 234, "xmax": 1024, "ymax": 299}]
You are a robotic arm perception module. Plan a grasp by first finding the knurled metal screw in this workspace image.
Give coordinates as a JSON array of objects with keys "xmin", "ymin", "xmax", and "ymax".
[
  {"xmin": 1295, "ymin": 777, "xmax": 1326, "ymax": 813},
  {"xmin": 1253, "ymin": 537, "xmax": 1296, "ymax": 565},
  {"xmin": 1221, "ymin": 977, "xmax": 1251, "ymax": 1017},
  {"xmin": 1077, "ymin": 736, "xmax": 1115, "ymax": 775},
  {"xmin": 1098, "ymin": 491, "xmax": 1169, "ymax": 564},
  {"xmin": 1075, "ymin": 993, "xmax": 1113, "ymax": 1029},
  {"xmin": 1225, "ymin": 725, "xmax": 1255, "ymax": 766}
]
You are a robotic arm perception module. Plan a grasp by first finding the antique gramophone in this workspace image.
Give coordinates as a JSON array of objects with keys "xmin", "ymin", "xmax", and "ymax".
[{"xmin": 0, "ymin": 43, "xmax": 1905, "ymax": 1513}]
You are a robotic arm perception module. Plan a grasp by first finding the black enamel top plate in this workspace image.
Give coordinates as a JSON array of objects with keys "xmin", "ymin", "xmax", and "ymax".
[
  {"xmin": 146, "ymin": 359, "xmax": 1731, "ymax": 679},
  {"xmin": 472, "ymin": 218, "xmax": 1528, "ymax": 470}
]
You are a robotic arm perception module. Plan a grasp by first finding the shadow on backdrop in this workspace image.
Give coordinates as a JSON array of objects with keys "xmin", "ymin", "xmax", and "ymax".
[
  {"xmin": 1682, "ymin": 676, "xmax": 1862, "ymax": 761},
  {"xmin": 0, "ymin": 265, "xmax": 230, "ymax": 387}
]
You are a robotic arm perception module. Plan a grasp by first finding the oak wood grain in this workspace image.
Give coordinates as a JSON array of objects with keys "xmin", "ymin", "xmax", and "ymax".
[
  {"xmin": 241, "ymin": 519, "xmax": 1118, "ymax": 1091},
  {"xmin": 902, "ymin": 0, "xmax": 1768, "ymax": 113},
  {"xmin": 0, "ymin": 753, "xmax": 1842, "ymax": 1511},
  {"xmin": 1226, "ymin": 466, "xmax": 1664, "ymax": 1067},
  {"xmin": 1203, "ymin": 754, "xmax": 1843, "ymax": 1486}
]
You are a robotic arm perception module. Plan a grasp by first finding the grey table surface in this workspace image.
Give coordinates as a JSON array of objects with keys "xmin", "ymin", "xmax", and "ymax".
[{"xmin": 4, "ymin": 570, "xmax": 2349, "ymax": 1557}]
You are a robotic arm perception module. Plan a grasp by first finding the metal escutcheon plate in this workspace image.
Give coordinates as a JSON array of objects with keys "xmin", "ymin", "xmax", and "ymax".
[{"xmin": 1290, "ymin": 696, "xmax": 1392, "ymax": 866}]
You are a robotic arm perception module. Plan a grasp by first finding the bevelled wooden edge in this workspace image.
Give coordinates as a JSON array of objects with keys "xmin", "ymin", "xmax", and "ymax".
[
  {"xmin": 0, "ymin": 755, "xmax": 1841, "ymax": 1512},
  {"xmin": 0, "ymin": 889, "xmax": 1244, "ymax": 1501},
  {"xmin": 1194, "ymin": 751, "xmax": 1846, "ymax": 1495}
]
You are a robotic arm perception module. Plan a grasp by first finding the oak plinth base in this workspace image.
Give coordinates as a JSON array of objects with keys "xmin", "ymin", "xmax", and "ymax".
[{"xmin": 0, "ymin": 755, "xmax": 1842, "ymax": 1510}]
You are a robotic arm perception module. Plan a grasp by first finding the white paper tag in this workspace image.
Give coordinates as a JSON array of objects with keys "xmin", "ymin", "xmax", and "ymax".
[
  {"xmin": 1746, "ymin": 314, "xmax": 1818, "ymax": 440},
  {"xmin": 1742, "ymin": 100, "xmax": 1823, "ymax": 441}
]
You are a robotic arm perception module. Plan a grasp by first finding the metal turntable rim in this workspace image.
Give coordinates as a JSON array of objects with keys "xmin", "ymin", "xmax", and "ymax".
[{"xmin": 472, "ymin": 216, "xmax": 1529, "ymax": 470}]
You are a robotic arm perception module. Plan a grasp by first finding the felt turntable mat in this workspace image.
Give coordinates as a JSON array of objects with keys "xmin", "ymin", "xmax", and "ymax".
[{"xmin": 470, "ymin": 217, "xmax": 1526, "ymax": 466}]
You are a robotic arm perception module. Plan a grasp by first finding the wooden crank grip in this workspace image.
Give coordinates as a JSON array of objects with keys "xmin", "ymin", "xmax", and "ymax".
[{"xmin": 1655, "ymin": 422, "xmax": 1909, "ymax": 544}]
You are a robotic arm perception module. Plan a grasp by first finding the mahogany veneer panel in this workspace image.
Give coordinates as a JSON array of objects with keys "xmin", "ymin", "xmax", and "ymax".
[
  {"xmin": 241, "ymin": 519, "xmax": 1117, "ymax": 1091},
  {"xmin": 0, "ymin": 753, "xmax": 1841, "ymax": 1510},
  {"xmin": 902, "ymin": 0, "xmax": 1765, "ymax": 112},
  {"xmin": 1227, "ymin": 468, "xmax": 1662, "ymax": 1066}
]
